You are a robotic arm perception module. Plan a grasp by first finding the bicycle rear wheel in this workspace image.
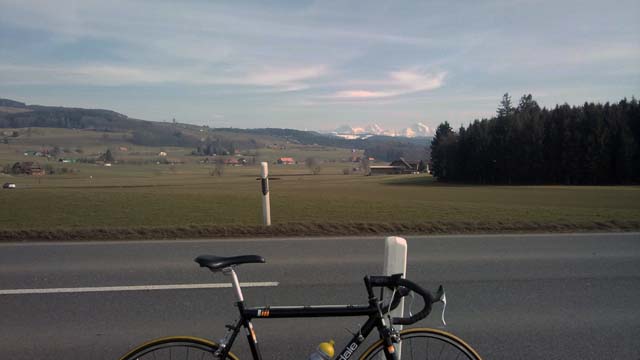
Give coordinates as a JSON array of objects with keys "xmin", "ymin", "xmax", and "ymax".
[
  {"xmin": 359, "ymin": 328, "xmax": 481, "ymax": 360},
  {"xmin": 119, "ymin": 336, "xmax": 240, "ymax": 360}
]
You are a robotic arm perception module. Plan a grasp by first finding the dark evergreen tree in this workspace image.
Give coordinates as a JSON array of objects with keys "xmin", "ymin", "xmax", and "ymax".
[
  {"xmin": 418, "ymin": 160, "xmax": 427, "ymax": 172},
  {"xmin": 430, "ymin": 122, "xmax": 456, "ymax": 181},
  {"xmin": 103, "ymin": 149, "xmax": 115, "ymax": 162},
  {"xmin": 497, "ymin": 93, "xmax": 514, "ymax": 118},
  {"xmin": 430, "ymin": 95, "xmax": 640, "ymax": 184}
]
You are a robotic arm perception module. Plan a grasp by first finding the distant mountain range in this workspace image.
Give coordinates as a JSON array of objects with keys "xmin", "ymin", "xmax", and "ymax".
[
  {"xmin": 331, "ymin": 123, "xmax": 432, "ymax": 139},
  {"xmin": 0, "ymin": 98, "xmax": 430, "ymax": 161}
]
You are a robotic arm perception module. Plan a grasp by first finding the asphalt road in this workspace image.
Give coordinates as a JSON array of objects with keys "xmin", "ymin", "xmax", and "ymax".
[{"xmin": 0, "ymin": 233, "xmax": 639, "ymax": 359}]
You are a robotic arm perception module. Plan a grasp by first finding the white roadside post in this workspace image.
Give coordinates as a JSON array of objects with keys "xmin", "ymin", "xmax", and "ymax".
[
  {"xmin": 383, "ymin": 236, "xmax": 407, "ymax": 359},
  {"xmin": 260, "ymin": 162, "xmax": 271, "ymax": 226}
]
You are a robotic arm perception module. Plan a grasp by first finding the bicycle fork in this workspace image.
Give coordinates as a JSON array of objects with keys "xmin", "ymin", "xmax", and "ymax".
[{"xmin": 377, "ymin": 310, "xmax": 401, "ymax": 360}]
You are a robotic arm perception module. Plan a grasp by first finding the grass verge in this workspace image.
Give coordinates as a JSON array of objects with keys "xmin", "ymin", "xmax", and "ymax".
[{"xmin": 1, "ymin": 220, "xmax": 639, "ymax": 242}]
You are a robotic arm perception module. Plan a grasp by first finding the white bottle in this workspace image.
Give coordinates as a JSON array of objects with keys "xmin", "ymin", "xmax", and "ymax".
[{"xmin": 308, "ymin": 339, "xmax": 335, "ymax": 360}]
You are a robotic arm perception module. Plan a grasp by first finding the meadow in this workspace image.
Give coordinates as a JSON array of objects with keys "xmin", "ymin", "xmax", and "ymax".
[{"xmin": 1, "ymin": 128, "xmax": 639, "ymax": 240}]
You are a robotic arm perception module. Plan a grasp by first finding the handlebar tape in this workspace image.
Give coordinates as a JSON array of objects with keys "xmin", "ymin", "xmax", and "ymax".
[{"xmin": 368, "ymin": 275, "xmax": 434, "ymax": 325}]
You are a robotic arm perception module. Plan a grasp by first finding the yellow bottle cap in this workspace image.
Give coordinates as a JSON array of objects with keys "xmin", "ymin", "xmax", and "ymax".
[{"xmin": 318, "ymin": 340, "xmax": 335, "ymax": 357}]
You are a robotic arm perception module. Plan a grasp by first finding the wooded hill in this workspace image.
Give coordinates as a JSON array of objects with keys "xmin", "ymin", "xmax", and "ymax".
[{"xmin": 0, "ymin": 98, "xmax": 428, "ymax": 161}]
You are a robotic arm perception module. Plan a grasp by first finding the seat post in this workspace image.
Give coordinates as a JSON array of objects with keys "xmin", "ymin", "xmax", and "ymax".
[{"xmin": 223, "ymin": 267, "xmax": 244, "ymax": 302}]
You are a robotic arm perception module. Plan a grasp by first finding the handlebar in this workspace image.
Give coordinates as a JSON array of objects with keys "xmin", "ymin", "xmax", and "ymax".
[{"xmin": 367, "ymin": 274, "xmax": 443, "ymax": 325}]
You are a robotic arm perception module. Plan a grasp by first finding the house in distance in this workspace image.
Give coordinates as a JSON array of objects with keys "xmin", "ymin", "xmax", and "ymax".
[
  {"xmin": 11, "ymin": 161, "xmax": 46, "ymax": 176},
  {"xmin": 277, "ymin": 157, "xmax": 295, "ymax": 165},
  {"xmin": 368, "ymin": 158, "xmax": 425, "ymax": 175}
]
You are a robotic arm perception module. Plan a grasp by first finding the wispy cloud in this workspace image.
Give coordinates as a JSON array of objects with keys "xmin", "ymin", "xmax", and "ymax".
[
  {"xmin": 331, "ymin": 69, "xmax": 447, "ymax": 99},
  {"xmin": 241, "ymin": 65, "xmax": 328, "ymax": 91},
  {"xmin": 0, "ymin": 63, "xmax": 329, "ymax": 91}
]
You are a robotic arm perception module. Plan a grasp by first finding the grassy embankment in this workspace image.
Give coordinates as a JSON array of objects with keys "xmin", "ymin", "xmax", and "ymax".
[{"xmin": 1, "ymin": 127, "xmax": 639, "ymax": 240}]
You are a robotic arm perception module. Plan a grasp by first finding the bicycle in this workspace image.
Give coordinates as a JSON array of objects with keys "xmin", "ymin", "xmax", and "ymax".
[{"xmin": 120, "ymin": 254, "xmax": 482, "ymax": 360}]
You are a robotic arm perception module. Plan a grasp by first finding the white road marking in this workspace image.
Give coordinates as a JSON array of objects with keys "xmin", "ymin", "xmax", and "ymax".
[{"xmin": 0, "ymin": 282, "xmax": 279, "ymax": 295}]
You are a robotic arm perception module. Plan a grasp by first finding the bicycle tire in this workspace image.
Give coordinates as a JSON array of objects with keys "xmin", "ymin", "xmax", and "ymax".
[
  {"xmin": 358, "ymin": 328, "xmax": 482, "ymax": 360},
  {"xmin": 119, "ymin": 336, "xmax": 240, "ymax": 360}
]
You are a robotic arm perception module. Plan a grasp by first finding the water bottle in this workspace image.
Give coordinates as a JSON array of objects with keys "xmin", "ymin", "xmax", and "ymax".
[{"xmin": 308, "ymin": 339, "xmax": 335, "ymax": 360}]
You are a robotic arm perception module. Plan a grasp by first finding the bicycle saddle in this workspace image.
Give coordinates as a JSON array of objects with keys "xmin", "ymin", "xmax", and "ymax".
[{"xmin": 195, "ymin": 255, "xmax": 265, "ymax": 271}]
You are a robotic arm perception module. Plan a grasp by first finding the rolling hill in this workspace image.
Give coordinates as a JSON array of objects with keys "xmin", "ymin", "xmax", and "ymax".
[{"xmin": 0, "ymin": 98, "xmax": 429, "ymax": 161}]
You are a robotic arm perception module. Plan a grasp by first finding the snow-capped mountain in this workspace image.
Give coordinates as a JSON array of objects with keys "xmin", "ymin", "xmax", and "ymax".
[
  {"xmin": 364, "ymin": 124, "xmax": 384, "ymax": 135},
  {"xmin": 335, "ymin": 125, "xmax": 355, "ymax": 134},
  {"xmin": 406, "ymin": 122, "xmax": 432, "ymax": 137},
  {"xmin": 332, "ymin": 123, "xmax": 432, "ymax": 139}
]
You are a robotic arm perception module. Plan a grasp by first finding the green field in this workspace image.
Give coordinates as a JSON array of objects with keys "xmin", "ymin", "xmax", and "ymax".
[
  {"xmin": 1, "ymin": 164, "xmax": 639, "ymax": 239},
  {"xmin": 1, "ymin": 128, "xmax": 639, "ymax": 240}
]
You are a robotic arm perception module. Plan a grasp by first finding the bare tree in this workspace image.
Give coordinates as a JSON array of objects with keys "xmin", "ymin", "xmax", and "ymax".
[
  {"xmin": 305, "ymin": 157, "xmax": 322, "ymax": 175},
  {"xmin": 212, "ymin": 158, "xmax": 225, "ymax": 176},
  {"xmin": 361, "ymin": 156, "xmax": 371, "ymax": 175}
]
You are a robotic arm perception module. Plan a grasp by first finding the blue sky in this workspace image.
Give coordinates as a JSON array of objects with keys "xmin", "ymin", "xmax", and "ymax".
[{"xmin": 1, "ymin": 0, "xmax": 638, "ymax": 132}]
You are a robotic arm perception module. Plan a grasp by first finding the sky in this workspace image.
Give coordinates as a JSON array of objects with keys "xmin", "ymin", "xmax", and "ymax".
[{"xmin": 1, "ymin": 0, "xmax": 638, "ymax": 132}]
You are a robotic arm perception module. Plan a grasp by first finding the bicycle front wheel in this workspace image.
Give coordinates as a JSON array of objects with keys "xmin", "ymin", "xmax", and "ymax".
[
  {"xmin": 119, "ymin": 336, "xmax": 240, "ymax": 360},
  {"xmin": 359, "ymin": 328, "xmax": 481, "ymax": 360}
]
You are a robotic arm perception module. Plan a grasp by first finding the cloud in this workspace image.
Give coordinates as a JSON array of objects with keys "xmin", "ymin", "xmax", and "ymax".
[
  {"xmin": 333, "ymin": 90, "xmax": 390, "ymax": 98},
  {"xmin": 0, "ymin": 64, "xmax": 173, "ymax": 86},
  {"xmin": 0, "ymin": 63, "xmax": 329, "ymax": 91},
  {"xmin": 241, "ymin": 65, "xmax": 328, "ymax": 90},
  {"xmin": 331, "ymin": 69, "xmax": 446, "ymax": 99}
]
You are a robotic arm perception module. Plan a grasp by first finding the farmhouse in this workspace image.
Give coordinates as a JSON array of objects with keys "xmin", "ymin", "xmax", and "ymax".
[
  {"xmin": 389, "ymin": 158, "xmax": 420, "ymax": 173},
  {"xmin": 277, "ymin": 157, "xmax": 295, "ymax": 165},
  {"xmin": 368, "ymin": 158, "xmax": 421, "ymax": 175},
  {"xmin": 368, "ymin": 165, "xmax": 405, "ymax": 175},
  {"xmin": 12, "ymin": 161, "xmax": 46, "ymax": 176}
]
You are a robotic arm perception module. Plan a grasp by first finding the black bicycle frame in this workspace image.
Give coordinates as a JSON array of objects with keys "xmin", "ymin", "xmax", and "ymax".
[{"xmin": 216, "ymin": 277, "xmax": 399, "ymax": 360}]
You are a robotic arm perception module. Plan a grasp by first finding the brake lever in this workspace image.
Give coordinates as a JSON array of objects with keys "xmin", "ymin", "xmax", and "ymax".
[
  {"xmin": 408, "ymin": 290, "xmax": 415, "ymax": 318},
  {"xmin": 434, "ymin": 285, "xmax": 447, "ymax": 326},
  {"xmin": 387, "ymin": 288, "xmax": 397, "ymax": 315}
]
